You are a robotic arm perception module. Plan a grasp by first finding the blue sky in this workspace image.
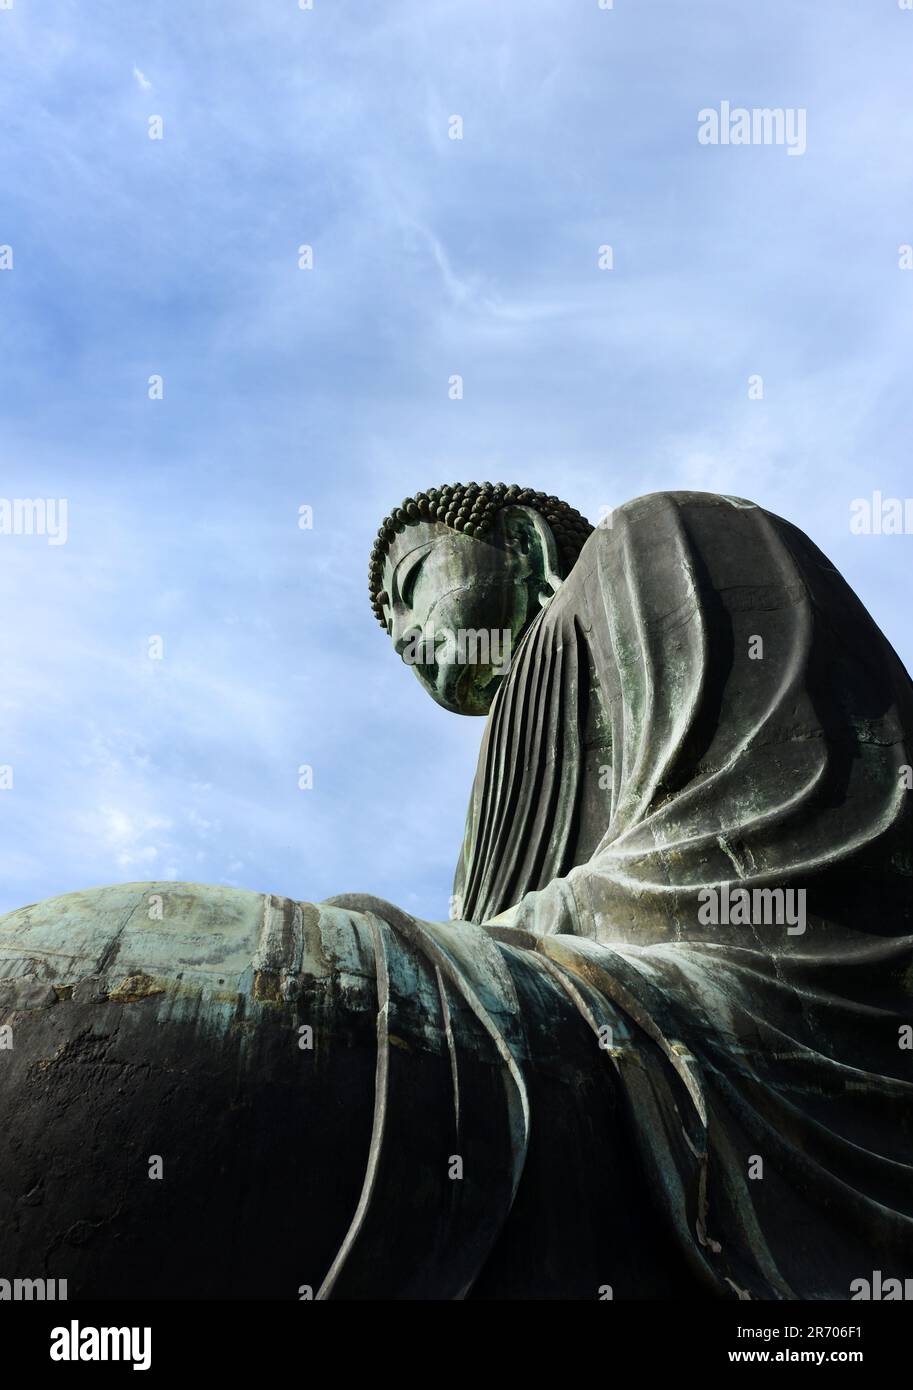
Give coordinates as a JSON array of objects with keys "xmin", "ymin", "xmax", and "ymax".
[{"xmin": 0, "ymin": 0, "xmax": 911, "ymax": 919}]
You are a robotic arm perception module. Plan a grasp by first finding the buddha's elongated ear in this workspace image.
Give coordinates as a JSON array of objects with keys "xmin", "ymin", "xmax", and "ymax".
[{"xmin": 497, "ymin": 505, "xmax": 564, "ymax": 605}]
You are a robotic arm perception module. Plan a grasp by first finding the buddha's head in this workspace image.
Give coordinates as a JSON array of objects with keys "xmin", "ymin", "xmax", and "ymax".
[{"xmin": 369, "ymin": 483, "xmax": 593, "ymax": 715}]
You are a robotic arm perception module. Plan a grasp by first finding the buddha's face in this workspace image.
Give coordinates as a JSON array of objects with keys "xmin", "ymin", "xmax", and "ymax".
[{"xmin": 379, "ymin": 509, "xmax": 561, "ymax": 716}]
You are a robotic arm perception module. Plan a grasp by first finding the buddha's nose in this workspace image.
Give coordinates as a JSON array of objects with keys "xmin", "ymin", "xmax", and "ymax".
[{"xmin": 391, "ymin": 614, "xmax": 414, "ymax": 658}]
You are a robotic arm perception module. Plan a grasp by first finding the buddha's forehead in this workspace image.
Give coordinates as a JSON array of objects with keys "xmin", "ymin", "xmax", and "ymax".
[{"xmin": 382, "ymin": 520, "xmax": 453, "ymax": 582}]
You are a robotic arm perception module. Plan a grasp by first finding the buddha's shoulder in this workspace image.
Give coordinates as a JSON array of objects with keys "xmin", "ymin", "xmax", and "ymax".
[
  {"xmin": 568, "ymin": 490, "xmax": 766, "ymax": 577},
  {"xmin": 590, "ymin": 490, "xmax": 761, "ymax": 537}
]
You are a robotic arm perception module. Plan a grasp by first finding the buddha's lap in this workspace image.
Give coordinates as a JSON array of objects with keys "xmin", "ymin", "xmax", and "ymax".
[{"xmin": 0, "ymin": 881, "xmax": 675, "ymax": 1297}]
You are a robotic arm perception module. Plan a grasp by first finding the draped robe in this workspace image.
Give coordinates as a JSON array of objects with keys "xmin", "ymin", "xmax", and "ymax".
[{"xmin": 330, "ymin": 488, "xmax": 913, "ymax": 1298}]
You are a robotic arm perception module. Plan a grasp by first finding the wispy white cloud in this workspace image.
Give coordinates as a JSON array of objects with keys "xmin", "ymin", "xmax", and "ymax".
[{"xmin": 0, "ymin": 0, "xmax": 909, "ymax": 919}]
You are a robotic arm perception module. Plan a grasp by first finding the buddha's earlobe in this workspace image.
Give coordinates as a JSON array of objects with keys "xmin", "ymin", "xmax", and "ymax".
[
  {"xmin": 538, "ymin": 569, "xmax": 563, "ymax": 608},
  {"xmin": 538, "ymin": 545, "xmax": 564, "ymax": 606},
  {"xmin": 528, "ymin": 512, "xmax": 564, "ymax": 608}
]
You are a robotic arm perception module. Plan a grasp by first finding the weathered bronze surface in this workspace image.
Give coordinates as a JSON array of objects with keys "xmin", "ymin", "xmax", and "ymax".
[{"xmin": 1, "ymin": 488, "xmax": 911, "ymax": 1299}]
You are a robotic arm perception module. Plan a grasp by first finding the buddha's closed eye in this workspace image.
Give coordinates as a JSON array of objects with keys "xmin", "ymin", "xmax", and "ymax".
[{"xmin": 399, "ymin": 549, "xmax": 428, "ymax": 608}]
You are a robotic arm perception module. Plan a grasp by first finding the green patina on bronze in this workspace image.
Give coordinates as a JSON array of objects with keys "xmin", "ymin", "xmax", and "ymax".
[{"xmin": 1, "ymin": 489, "xmax": 912, "ymax": 1301}]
